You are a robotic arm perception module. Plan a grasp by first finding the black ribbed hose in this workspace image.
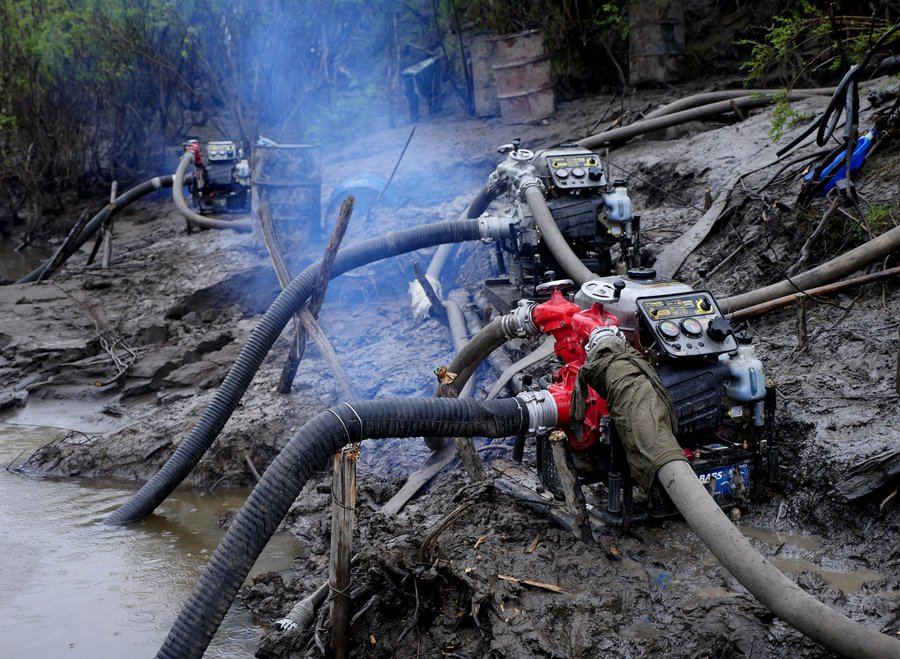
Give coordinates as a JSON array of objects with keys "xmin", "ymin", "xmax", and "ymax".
[
  {"xmin": 156, "ymin": 396, "xmax": 528, "ymax": 659},
  {"xmin": 105, "ymin": 219, "xmax": 484, "ymax": 525},
  {"xmin": 15, "ymin": 175, "xmax": 177, "ymax": 284},
  {"xmin": 425, "ymin": 316, "xmax": 513, "ymax": 450},
  {"xmin": 465, "ymin": 184, "xmax": 498, "ymax": 219}
]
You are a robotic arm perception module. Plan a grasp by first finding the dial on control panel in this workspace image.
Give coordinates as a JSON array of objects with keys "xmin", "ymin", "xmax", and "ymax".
[
  {"xmin": 680, "ymin": 317, "xmax": 703, "ymax": 338},
  {"xmin": 658, "ymin": 320, "xmax": 680, "ymax": 340}
]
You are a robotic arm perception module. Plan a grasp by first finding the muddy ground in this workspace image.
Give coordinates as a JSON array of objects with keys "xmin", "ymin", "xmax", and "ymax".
[{"xmin": 1, "ymin": 78, "xmax": 899, "ymax": 658}]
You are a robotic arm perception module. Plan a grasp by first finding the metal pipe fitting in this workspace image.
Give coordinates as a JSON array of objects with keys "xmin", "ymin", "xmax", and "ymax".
[
  {"xmin": 500, "ymin": 300, "xmax": 539, "ymax": 338},
  {"xmin": 517, "ymin": 390, "xmax": 558, "ymax": 432},
  {"xmin": 477, "ymin": 213, "xmax": 519, "ymax": 241}
]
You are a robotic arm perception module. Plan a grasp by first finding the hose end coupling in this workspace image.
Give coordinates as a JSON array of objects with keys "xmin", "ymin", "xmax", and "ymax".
[
  {"xmin": 478, "ymin": 213, "xmax": 518, "ymax": 242},
  {"xmin": 516, "ymin": 173, "xmax": 544, "ymax": 199},
  {"xmin": 517, "ymin": 390, "xmax": 558, "ymax": 433},
  {"xmin": 501, "ymin": 300, "xmax": 539, "ymax": 338},
  {"xmin": 584, "ymin": 325, "xmax": 625, "ymax": 354}
]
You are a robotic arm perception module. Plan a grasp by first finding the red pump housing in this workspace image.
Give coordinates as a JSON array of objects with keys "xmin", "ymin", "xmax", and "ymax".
[{"xmin": 530, "ymin": 288, "xmax": 619, "ymax": 450}]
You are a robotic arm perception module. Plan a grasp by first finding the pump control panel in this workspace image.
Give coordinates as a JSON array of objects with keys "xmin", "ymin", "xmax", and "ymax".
[
  {"xmin": 207, "ymin": 140, "xmax": 238, "ymax": 162},
  {"xmin": 533, "ymin": 148, "xmax": 606, "ymax": 191},
  {"xmin": 638, "ymin": 292, "xmax": 737, "ymax": 358}
]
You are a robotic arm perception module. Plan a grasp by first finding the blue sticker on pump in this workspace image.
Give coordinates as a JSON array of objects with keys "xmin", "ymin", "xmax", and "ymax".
[{"xmin": 697, "ymin": 463, "xmax": 750, "ymax": 497}]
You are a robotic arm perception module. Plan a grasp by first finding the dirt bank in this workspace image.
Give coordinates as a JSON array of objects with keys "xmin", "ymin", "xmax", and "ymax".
[{"xmin": 1, "ymin": 79, "xmax": 898, "ymax": 657}]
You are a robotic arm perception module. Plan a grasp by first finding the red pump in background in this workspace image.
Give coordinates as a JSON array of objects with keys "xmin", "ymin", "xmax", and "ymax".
[
  {"xmin": 529, "ymin": 280, "xmax": 619, "ymax": 450},
  {"xmin": 182, "ymin": 139, "xmax": 204, "ymax": 168}
]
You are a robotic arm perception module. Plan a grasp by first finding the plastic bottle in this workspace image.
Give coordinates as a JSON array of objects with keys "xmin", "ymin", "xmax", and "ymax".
[
  {"xmin": 604, "ymin": 180, "xmax": 633, "ymax": 223},
  {"xmin": 719, "ymin": 333, "xmax": 765, "ymax": 403}
]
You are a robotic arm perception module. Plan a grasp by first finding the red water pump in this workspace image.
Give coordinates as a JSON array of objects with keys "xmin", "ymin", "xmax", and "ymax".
[
  {"xmin": 528, "ymin": 279, "xmax": 619, "ymax": 450},
  {"xmin": 181, "ymin": 139, "xmax": 250, "ymax": 215}
]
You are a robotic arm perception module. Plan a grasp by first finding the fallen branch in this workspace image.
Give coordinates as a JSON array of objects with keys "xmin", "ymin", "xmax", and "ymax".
[
  {"xmin": 380, "ymin": 442, "xmax": 458, "ymax": 517},
  {"xmin": 418, "ymin": 501, "xmax": 473, "ymax": 563},
  {"xmin": 497, "ymin": 574, "xmax": 565, "ymax": 593},
  {"xmin": 786, "ymin": 196, "xmax": 840, "ymax": 277}
]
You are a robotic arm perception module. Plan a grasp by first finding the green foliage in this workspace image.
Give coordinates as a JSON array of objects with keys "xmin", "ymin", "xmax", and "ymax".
[
  {"xmin": 739, "ymin": 4, "xmax": 896, "ymax": 87},
  {"xmin": 863, "ymin": 203, "xmax": 898, "ymax": 235},
  {"xmin": 768, "ymin": 88, "xmax": 813, "ymax": 141},
  {"xmin": 737, "ymin": 3, "xmax": 896, "ymax": 143},
  {"xmin": 0, "ymin": 0, "xmax": 404, "ymax": 200}
]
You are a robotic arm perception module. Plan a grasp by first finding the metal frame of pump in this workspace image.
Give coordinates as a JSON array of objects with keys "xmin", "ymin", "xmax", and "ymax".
[
  {"xmin": 482, "ymin": 140, "xmax": 640, "ymax": 297},
  {"xmin": 181, "ymin": 139, "xmax": 251, "ymax": 215},
  {"xmin": 504, "ymin": 280, "xmax": 776, "ymax": 518}
]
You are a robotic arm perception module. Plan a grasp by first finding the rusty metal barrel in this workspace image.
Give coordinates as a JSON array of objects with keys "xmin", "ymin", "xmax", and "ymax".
[
  {"xmin": 251, "ymin": 144, "xmax": 322, "ymax": 245},
  {"xmin": 628, "ymin": 0, "xmax": 685, "ymax": 85},
  {"xmin": 491, "ymin": 30, "xmax": 555, "ymax": 124}
]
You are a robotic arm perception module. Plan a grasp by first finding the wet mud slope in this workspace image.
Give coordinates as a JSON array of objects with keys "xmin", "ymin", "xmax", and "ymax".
[{"xmin": 1, "ymin": 79, "xmax": 898, "ymax": 657}]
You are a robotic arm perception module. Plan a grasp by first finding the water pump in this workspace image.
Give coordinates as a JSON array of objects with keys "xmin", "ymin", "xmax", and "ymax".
[
  {"xmin": 481, "ymin": 141, "xmax": 639, "ymax": 308},
  {"xmin": 507, "ymin": 270, "xmax": 776, "ymax": 519},
  {"xmin": 181, "ymin": 139, "xmax": 251, "ymax": 215}
]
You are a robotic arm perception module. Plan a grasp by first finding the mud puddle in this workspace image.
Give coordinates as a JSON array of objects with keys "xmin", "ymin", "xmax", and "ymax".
[
  {"xmin": 737, "ymin": 525, "xmax": 885, "ymax": 594},
  {"xmin": 0, "ymin": 424, "xmax": 302, "ymax": 658},
  {"xmin": 0, "ymin": 240, "xmax": 49, "ymax": 281}
]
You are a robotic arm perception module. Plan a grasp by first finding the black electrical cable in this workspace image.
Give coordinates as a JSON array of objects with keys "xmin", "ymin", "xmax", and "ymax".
[
  {"xmin": 105, "ymin": 219, "xmax": 486, "ymax": 525},
  {"xmin": 156, "ymin": 396, "xmax": 528, "ymax": 659},
  {"xmin": 777, "ymin": 22, "xmax": 900, "ymax": 158}
]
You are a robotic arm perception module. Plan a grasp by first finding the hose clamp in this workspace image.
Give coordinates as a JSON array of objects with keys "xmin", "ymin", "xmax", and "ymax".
[
  {"xmin": 517, "ymin": 390, "xmax": 558, "ymax": 432},
  {"xmin": 501, "ymin": 300, "xmax": 539, "ymax": 338},
  {"xmin": 516, "ymin": 173, "xmax": 544, "ymax": 197},
  {"xmin": 585, "ymin": 325, "xmax": 625, "ymax": 354},
  {"xmin": 478, "ymin": 213, "xmax": 518, "ymax": 241}
]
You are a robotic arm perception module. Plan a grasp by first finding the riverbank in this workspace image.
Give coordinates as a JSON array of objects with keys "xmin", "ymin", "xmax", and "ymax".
[{"xmin": 1, "ymin": 79, "xmax": 898, "ymax": 657}]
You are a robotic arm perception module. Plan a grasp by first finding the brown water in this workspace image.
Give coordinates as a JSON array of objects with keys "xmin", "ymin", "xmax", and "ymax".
[
  {"xmin": 0, "ymin": 238, "xmax": 49, "ymax": 280},
  {"xmin": 739, "ymin": 525, "xmax": 884, "ymax": 594},
  {"xmin": 0, "ymin": 424, "xmax": 301, "ymax": 658}
]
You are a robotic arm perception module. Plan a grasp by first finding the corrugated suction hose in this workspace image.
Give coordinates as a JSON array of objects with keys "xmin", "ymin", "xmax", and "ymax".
[
  {"xmin": 156, "ymin": 396, "xmax": 528, "ymax": 659},
  {"xmin": 105, "ymin": 219, "xmax": 484, "ymax": 525},
  {"xmin": 15, "ymin": 175, "xmax": 177, "ymax": 284}
]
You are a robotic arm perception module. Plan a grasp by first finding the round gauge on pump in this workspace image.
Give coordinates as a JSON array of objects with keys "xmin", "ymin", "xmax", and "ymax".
[
  {"xmin": 571, "ymin": 167, "xmax": 586, "ymax": 178},
  {"xmin": 681, "ymin": 317, "xmax": 703, "ymax": 338},
  {"xmin": 556, "ymin": 168, "xmax": 570, "ymax": 179},
  {"xmin": 658, "ymin": 320, "xmax": 680, "ymax": 341}
]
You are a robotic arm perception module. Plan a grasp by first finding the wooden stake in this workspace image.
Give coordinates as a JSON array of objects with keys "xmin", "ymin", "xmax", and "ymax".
[
  {"xmin": 100, "ymin": 181, "xmax": 117, "ymax": 269},
  {"xmin": 436, "ymin": 378, "xmax": 485, "ymax": 482},
  {"xmin": 257, "ymin": 201, "xmax": 354, "ymax": 397},
  {"xmin": 311, "ymin": 196, "xmax": 354, "ymax": 316},
  {"xmin": 549, "ymin": 430, "xmax": 593, "ymax": 544},
  {"xmin": 329, "ymin": 445, "xmax": 359, "ymax": 659},
  {"xmin": 412, "ymin": 259, "xmax": 448, "ymax": 324},
  {"xmin": 37, "ymin": 209, "xmax": 93, "ymax": 282}
]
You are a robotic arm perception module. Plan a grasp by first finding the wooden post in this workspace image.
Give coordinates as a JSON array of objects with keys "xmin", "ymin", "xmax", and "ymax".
[
  {"xmin": 100, "ymin": 181, "xmax": 117, "ymax": 269},
  {"xmin": 329, "ymin": 444, "xmax": 358, "ymax": 659},
  {"xmin": 436, "ymin": 377, "xmax": 486, "ymax": 482},
  {"xmin": 549, "ymin": 430, "xmax": 593, "ymax": 544},
  {"xmin": 257, "ymin": 200, "xmax": 355, "ymax": 397}
]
